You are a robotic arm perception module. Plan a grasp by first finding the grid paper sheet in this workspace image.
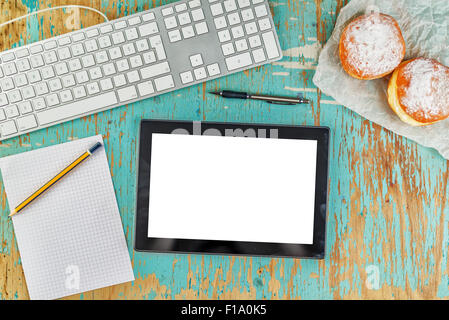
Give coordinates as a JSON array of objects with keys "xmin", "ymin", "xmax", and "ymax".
[{"xmin": 0, "ymin": 135, "xmax": 134, "ymax": 300}]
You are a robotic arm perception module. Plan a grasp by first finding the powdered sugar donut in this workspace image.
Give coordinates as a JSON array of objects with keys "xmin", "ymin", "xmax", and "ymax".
[
  {"xmin": 387, "ymin": 58, "xmax": 449, "ymax": 126},
  {"xmin": 339, "ymin": 13, "xmax": 405, "ymax": 80}
]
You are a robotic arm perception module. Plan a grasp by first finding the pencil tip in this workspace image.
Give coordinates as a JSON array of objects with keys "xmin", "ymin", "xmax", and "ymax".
[
  {"xmin": 9, "ymin": 211, "xmax": 16, "ymax": 218},
  {"xmin": 209, "ymin": 91, "xmax": 220, "ymax": 96}
]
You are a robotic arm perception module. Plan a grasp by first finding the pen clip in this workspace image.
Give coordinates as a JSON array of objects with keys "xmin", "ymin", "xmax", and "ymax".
[{"xmin": 266, "ymin": 100, "xmax": 297, "ymax": 106}]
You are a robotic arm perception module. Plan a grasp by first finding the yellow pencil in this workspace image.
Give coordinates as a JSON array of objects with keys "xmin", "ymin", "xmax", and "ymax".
[{"xmin": 9, "ymin": 142, "xmax": 103, "ymax": 217}]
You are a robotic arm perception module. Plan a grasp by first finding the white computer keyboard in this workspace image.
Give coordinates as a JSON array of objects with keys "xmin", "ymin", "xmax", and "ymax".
[{"xmin": 0, "ymin": 0, "xmax": 282, "ymax": 140}]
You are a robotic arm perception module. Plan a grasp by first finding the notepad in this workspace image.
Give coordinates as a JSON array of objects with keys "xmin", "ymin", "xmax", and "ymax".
[{"xmin": 0, "ymin": 135, "xmax": 134, "ymax": 300}]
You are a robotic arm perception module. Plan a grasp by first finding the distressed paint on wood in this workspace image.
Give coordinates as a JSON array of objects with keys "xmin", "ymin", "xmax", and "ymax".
[{"xmin": 0, "ymin": 0, "xmax": 448, "ymax": 300}]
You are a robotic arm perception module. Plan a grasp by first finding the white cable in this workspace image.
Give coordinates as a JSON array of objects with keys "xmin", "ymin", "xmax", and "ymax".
[{"xmin": 0, "ymin": 5, "xmax": 108, "ymax": 29}]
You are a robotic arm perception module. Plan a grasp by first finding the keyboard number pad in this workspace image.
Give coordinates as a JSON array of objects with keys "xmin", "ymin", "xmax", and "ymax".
[{"xmin": 163, "ymin": 5, "xmax": 208, "ymax": 43}]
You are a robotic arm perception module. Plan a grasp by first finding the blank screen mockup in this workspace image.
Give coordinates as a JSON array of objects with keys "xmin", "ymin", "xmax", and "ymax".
[{"xmin": 148, "ymin": 133, "xmax": 317, "ymax": 245}]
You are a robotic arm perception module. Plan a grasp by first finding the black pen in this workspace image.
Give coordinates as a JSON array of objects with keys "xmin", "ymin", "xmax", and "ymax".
[{"xmin": 209, "ymin": 90, "xmax": 309, "ymax": 105}]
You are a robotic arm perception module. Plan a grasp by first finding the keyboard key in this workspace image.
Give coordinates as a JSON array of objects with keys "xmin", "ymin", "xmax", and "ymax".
[
  {"xmin": 117, "ymin": 59, "xmax": 130, "ymax": 72},
  {"xmin": 100, "ymin": 24, "xmax": 113, "ymax": 33},
  {"xmin": 221, "ymin": 43, "xmax": 235, "ymax": 55},
  {"xmin": 139, "ymin": 22, "xmax": 159, "ymax": 36},
  {"xmin": 141, "ymin": 61, "xmax": 171, "ymax": 79},
  {"xmin": 86, "ymin": 28, "xmax": 99, "ymax": 38},
  {"xmin": 95, "ymin": 51, "xmax": 109, "ymax": 64},
  {"xmin": 103, "ymin": 63, "xmax": 116, "ymax": 76},
  {"xmin": 16, "ymin": 49, "xmax": 30, "ymax": 59},
  {"xmin": 258, "ymin": 17, "xmax": 271, "ymax": 30},
  {"xmin": 58, "ymin": 37, "xmax": 71, "ymax": 46},
  {"xmin": 0, "ymin": 109, "xmax": 5, "ymax": 121},
  {"xmin": 252, "ymin": 47, "xmax": 266, "ymax": 63},
  {"xmin": 14, "ymin": 74, "xmax": 27, "ymax": 89},
  {"xmin": 218, "ymin": 30, "xmax": 231, "ymax": 42},
  {"xmin": 62, "ymin": 74, "xmax": 76, "ymax": 87},
  {"xmin": 4, "ymin": 63, "xmax": 17, "ymax": 76},
  {"xmin": 109, "ymin": 47, "xmax": 123, "ymax": 60},
  {"xmin": 191, "ymin": 8, "xmax": 205, "ymax": 21},
  {"xmin": 225, "ymin": 52, "xmax": 252, "ymax": 70},
  {"xmin": 194, "ymin": 67, "xmax": 207, "ymax": 80},
  {"xmin": 117, "ymin": 85, "xmax": 138, "ymax": 102},
  {"xmin": 210, "ymin": 3, "xmax": 223, "ymax": 16},
  {"xmin": 87, "ymin": 82, "xmax": 100, "ymax": 95},
  {"xmin": 5, "ymin": 105, "xmax": 19, "ymax": 118},
  {"xmin": 35, "ymin": 83, "xmax": 49, "ymax": 95},
  {"xmin": 30, "ymin": 55, "xmax": 44, "ymax": 68},
  {"xmin": 18, "ymin": 101, "xmax": 33, "ymax": 114},
  {"xmin": 125, "ymin": 28, "xmax": 139, "ymax": 41},
  {"xmin": 114, "ymin": 20, "xmax": 127, "ymax": 30},
  {"xmin": 76, "ymin": 70, "xmax": 89, "ymax": 83},
  {"xmin": 195, "ymin": 22, "xmax": 209, "ymax": 35},
  {"xmin": 245, "ymin": 21, "xmax": 258, "ymax": 34},
  {"xmin": 100, "ymin": 78, "xmax": 114, "ymax": 91},
  {"xmin": 180, "ymin": 71, "xmax": 194, "ymax": 84},
  {"xmin": 43, "ymin": 51, "xmax": 58, "ymax": 64},
  {"xmin": 214, "ymin": 16, "xmax": 227, "ymax": 29},
  {"xmin": 2, "ymin": 52, "xmax": 15, "ymax": 62},
  {"xmin": 128, "ymin": 16, "xmax": 141, "ymax": 26},
  {"xmin": 254, "ymin": 4, "xmax": 268, "ymax": 17},
  {"xmin": 41, "ymin": 66, "xmax": 55, "ymax": 79},
  {"xmin": 8, "ymin": 90, "xmax": 22, "ymax": 103},
  {"xmin": 181, "ymin": 26, "xmax": 195, "ymax": 39},
  {"xmin": 164, "ymin": 16, "xmax": 177, "ymax": 29},
  {"xmin": 231, "ymin": 27, "xmax": 245, "ymax": 40},
  {"xmin": 37, "ymin": 92, "xmax": 118, "ymax": 125},
  {"xmin": 0, "ymin": 93, "xmax": 8, "ymax": 107},
  {"xmin": 175, "ymin": 3, "xmax": 188, "ymax": 12},
  {"xmin": 30, "ymin": 45, "xmax": 43, "ymax": 54},
  {"xmin": 98, "ymin": 35, "xmax": 112, "ymax": 48},
  {"xmin": 238, "ymin": 0, "xmax": 251, "ymax": 8},
  {"xmin": 89, "ymin": 67, "xmax": 103, "ymax": 80},
  {"xmin": 123, "ymin": 43, "xmax": 136, "ymax": 56},
  {"xmin": 235, "ymin": 39, "xmax": 248, "ymax": 51},
  {"xmin": 154, "ymin": 75, "xmax": 174, "ymax": 91},
  {"xmin": 190, "ymin": 54, "xmax": 203, "ymax": 67},
  {"xmin": 49, "ymin": 79, "xmax": 63, "ymax": 92},
  {"xmin": 72, "ymin": 33, "xmax": 85, "ymax": 42},
  {"xmin": 1, "ymin": 78, "xmax": 14, "ymax": 91},
  {"xmin": 17, "ymin": 114, "xmax": 38, "ymax": 131},
  {"xmin": 223, "ymin": 0, "xmax": 237, "ymax": 12},
  {"xmin": 136, "ymin": 39, "xmax": 150, "ymax": 52},
  {"xmin": 142, "ymin": 12, "xmax": 155, "ymax": 21},
  {"xmin": 55, "ymin": 62, "xmax": 69, "ymax": 75},
  {"xmin": 112, "ymin": 31, "xmax": 126, "ymax": 44},
  {"xmin": 21, "ymin": 86, "xmax": 36, "ymax": 99},
  {"xmin": 130, "ymin": 55, "xmax": 143, "ymax": 68},
  {"xmin": 149, "ymin": 35, "xmax": 167, "ymax": 60},
  {"xmin": 44, "ymin": 40, "xmax": 57, "ymax": 50},
  {"xmin": 178, "ymin": 12, "xmax": 191, "ymax": 25},
  {"xmin": 143, "ymin": 51, "xmax": 156, "ymax": 64},
  {"xmin": 189, "ymin": 0, "xmax": 201, "ymax": 8},
  {"xmin": 73, "ymin": 86, "xmax": 87, "ymax": 99},
  {"xmin": 241, "ymin": 8, "xmax": 254, "ymax": 21},
  {"xmin": 252, "ymin": 0, "xmax": 264, "ymax": 3},
  {"xmin": 113, "ymin": 74, "xmax": 127, "ymax": 87},
  {"xmin": 68, "ymin": 59, "xmax": 82, "ymax": 71},
  {"xmin": 85, "ymin": 39, "xmax": 99, "ymax": 52},
  {"xmin": 262, "ymin": 31, "xmax": 280, "ymax": 59},
  {"xmin": 0, "ymin": 120, "xmax": 17, "ymax": 136},
  {"xmin": 126, "ymin": 70, "xmax": 140, "ymax": 83},
  {"xmin": 161, "ymin": 7, "xmax": 174, "ymax": 16},
  {"xmin": 27, "ymin": 70, "xmax": 41, "ymax": 83},
  {"xmin": 17, "ymin": 59, "xmax": 31, "ymax": 72},
  {"xmin": 82, "ymin": 54, "xmax": 95, "ymax": 67},
  {"xmin": 137, "ymin": 81, "xmax": 155, "ymax": 96},
  {"xmin": 168, "ymin": 30, "xmax": 182, "ymax": 42},
  {"xmin": 60, "ymin": 89, "xmax": 74, "ymax": 103},
  {"xmin": 228, "ymin": 12, "xmax": 240, "ymax": 25},
  {"xmin": 72, "ymin": 43, "xmax": 85, "ymax": 56},
  {"xmin": 33, "ymin": 97, "xmax": 47, "ymax": 110}
]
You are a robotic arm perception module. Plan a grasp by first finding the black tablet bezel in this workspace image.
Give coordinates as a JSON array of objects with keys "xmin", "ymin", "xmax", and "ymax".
[{"xmin": 134, "ymin": 120, "xmax": 329, "ymax": 259}]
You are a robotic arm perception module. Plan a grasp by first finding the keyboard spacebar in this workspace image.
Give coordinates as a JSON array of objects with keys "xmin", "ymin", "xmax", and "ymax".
[{"xmin": 37, "ymin": 92, "xmax": 118, "ymax": 125}]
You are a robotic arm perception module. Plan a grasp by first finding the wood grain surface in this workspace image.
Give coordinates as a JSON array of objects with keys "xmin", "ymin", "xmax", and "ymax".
[{"xmin": 0, "ymin": 0, "xmax": 448, "ymax": 300}]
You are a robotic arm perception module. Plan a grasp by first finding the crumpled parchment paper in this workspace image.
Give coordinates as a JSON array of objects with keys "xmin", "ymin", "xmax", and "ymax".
[{"xmin": 313, "ymin": 0, "xmax": 449, "ymax": 159}]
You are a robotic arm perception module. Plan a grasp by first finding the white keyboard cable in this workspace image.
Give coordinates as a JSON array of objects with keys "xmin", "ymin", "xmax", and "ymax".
[{"xmin": 0, "ymin": 5, "xmax": 108, "ymax": 29}]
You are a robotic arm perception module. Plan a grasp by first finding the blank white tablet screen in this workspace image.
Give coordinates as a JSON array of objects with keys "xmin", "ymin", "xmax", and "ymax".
[{"xmin": 148, "ymin": 133, "xmax": 317, "ymax": 244}]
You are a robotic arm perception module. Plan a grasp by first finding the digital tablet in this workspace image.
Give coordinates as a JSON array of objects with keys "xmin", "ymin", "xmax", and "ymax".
[{"xmin": 134, "ymin": 120, "xmax": 330, "ymax": 258}]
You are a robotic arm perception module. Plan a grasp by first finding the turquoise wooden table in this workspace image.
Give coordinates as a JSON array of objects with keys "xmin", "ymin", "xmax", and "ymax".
[{"xmin": 1, "ymin": 0, "xmax": 448, "ymax": 300}]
